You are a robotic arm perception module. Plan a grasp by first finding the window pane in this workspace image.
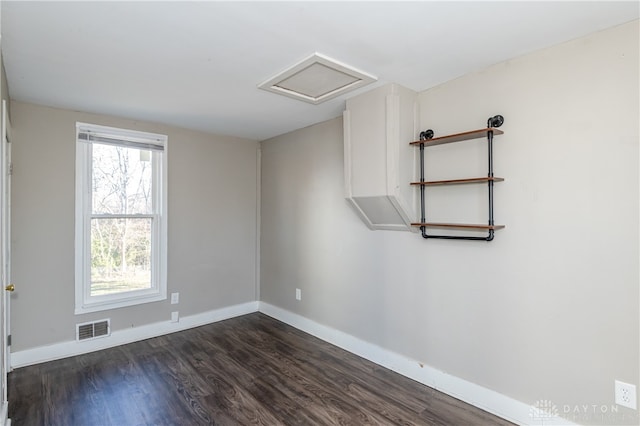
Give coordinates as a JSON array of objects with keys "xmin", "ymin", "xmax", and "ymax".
[
  {"xmin": 90, "ymin": 217, "xmax": 152, "ymax": 296},
  {"xmin": 92, "ymin": 143, "xmax": 153, "ymax": 214}
]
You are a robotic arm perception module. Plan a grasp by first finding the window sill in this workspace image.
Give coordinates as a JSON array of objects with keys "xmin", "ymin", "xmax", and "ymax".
[{"xmin": 75, "ymin": 292, "xmax": 167, "ymax": 315}]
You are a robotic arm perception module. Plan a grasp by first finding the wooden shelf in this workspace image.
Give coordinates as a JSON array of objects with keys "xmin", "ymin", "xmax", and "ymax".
[
  {"xmin": 410, "ymin": 117, "xmax": 505, "ymax": 241},
  {"xmin": 410, "ymin": 177, "xmax": 504, "ymax": 186},
  {"xmin": 411, "ymin": 223, "xmax": 505, "ymax": 231},
  {"xmin": 410, "ymin": 128, "xmax": 503, "ymax": 146}
]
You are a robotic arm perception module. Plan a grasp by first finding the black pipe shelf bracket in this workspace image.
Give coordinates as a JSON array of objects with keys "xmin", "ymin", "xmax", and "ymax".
[{"xmin": 410, "ymin": 115, "xmax": 505, "ymax": 241}]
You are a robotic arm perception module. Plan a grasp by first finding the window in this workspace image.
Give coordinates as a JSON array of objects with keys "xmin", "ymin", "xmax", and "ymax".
[{"xmin": 75, "ymin": 123, "xmax": 167, "ymax": 314}]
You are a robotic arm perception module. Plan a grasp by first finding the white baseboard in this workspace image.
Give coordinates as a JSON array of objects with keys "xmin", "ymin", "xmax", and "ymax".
[
  {"xmin": 0, "ymin": 401, "xmax": 8, "ymax": 426},
  {"xmin": 258, "ymin": 302, "xmax": 577, "ymax": 426},
  {"xmin": 11, "ymin": 301, "xmax": 259, "ymax": 369},
  {"xmin": 10, "ymin": 300, "xmax": 576, "ymax": 426}
]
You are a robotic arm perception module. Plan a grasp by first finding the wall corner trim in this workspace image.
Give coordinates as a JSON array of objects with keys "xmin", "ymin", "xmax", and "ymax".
[
  {"xmin": 10, "ymin": 301, "xmax": 259, "ymax": 369},
  {"xmin": 257, "ymin": 302, "xmax": 577, "ymax": 426}
]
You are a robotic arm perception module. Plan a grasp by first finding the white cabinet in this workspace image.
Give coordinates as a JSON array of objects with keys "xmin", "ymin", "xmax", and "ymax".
[{"xmin": 343, "ymin": 83, "xmax": 418, "ymax": 230}]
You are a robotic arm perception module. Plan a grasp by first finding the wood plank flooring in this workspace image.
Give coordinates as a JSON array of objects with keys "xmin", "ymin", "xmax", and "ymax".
[{"xmin": 9, "ymin": 313, "xmax": 515, "ymax": 425}]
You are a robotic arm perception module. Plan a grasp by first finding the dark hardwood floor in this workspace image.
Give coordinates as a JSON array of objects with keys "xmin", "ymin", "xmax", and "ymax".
[{"xmin": 9, "ymin": 313, "xmax": 514, "ymax": 425}]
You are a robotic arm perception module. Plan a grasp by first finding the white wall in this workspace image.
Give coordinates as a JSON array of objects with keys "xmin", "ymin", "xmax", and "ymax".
[
  {"xmin": 260, "ymin": 21, "xmax": 639, "ymax": 426},
  {"xmin": 10, "ymin": 101, "xmax": 259, "ymax": 351}
]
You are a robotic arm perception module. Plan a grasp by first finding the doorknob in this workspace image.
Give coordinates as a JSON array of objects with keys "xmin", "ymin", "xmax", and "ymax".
[{"xmin": 5, "ymin": 284, "xmax": 14, "ymax": 292}]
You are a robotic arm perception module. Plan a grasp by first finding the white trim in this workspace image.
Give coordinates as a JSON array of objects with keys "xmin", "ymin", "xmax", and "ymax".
[
  {"xmin": 11, "ymin": 302, "xmax": 258, "ymax": 369},
  {"xmin": 10, "ymin": 299, "xmax": 577, "ymax": 425},
  {"xmin": 74, "ymin": 122, "xmax": 168, "ymax": 314},
  {"xmin": 0, "ymin": 401, "xmax": 7, "ymax": 426},
  {"xmin": 1, "ymin": 101, "xmax": 8, "ymax": 410},
  {"xmin": 255, "ymin": 145, "xmax": 261, "ymax": 302},
  {"xmin": 258, "ymin": 302, "xmax": 577, "ymax": 426}
]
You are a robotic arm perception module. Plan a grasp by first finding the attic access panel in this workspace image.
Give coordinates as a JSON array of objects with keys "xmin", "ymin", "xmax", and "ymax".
[{"xmin": 259, "ymin": 53, "xmax": 377, "ymax": 104}]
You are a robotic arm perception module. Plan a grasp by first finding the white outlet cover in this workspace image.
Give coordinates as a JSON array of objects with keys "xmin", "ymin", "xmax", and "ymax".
[
  {"xmin": 171, "ymin": 292, "xmax": 179, "ymax": 304},
  {"xmin": 295, "ymin": 288, "xmax": 301, "ymax": 301},
  {"xmin": 171, "ymin": 311, "xmax": 179, "ymax": 323},
  {"xmin": 615, "ymin": 380, "xmax": 637, "ymax": 410}
]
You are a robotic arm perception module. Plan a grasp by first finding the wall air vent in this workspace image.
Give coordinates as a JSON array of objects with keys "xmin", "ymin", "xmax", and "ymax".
[
  {"xmin": 258, "ymin": 53, "xmax": 377, "ymax": 105},
  {"xmin": 76, "ymin": 319, "xmax": 110, "ymax": 341}
]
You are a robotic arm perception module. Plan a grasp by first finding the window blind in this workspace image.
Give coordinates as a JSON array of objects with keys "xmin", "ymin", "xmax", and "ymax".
[{"xmin": 77, "ymin": 125, "xmax": 165, "ymax": 152}]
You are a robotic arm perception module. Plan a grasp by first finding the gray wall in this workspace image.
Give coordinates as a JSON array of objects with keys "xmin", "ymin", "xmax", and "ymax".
[
  {"xmin": 10, "ymin": 101, "xmax": 258, "ymax": 351},
  {"xmin": 260, "ymin": 21, "xmax": 639, "ymax": 425}
]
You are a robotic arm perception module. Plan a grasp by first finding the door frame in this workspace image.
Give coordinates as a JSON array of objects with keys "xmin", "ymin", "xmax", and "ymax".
[{"xmin": 1, "ymin": 98, "xmax": 11, "ymax": 426}]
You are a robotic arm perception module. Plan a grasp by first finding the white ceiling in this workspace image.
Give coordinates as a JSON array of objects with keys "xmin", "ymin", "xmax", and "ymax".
[{"xmin": 2, "ymin": 1, "xmax": 638, "ymax": 141}]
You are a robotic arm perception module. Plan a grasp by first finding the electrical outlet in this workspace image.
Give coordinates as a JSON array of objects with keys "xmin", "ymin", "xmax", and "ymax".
[
  {"xmin": 171, "ymin": 292, "xmax": 179, "ymax": 304},
  {"xmin": 171, "ymin": 311, "xmax": 179, "ymax": 323},
  {"xmin": 295, "ymin": 288, "xmax": 301, "ymax": 301},
  {"xmin": 615, "ymin": 380, "xmax": 637, "ymax": 410}
]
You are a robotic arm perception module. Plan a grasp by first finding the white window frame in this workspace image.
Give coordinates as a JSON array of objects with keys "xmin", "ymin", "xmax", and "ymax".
[{"xmin": 75, "ymin": 122, "xmax": 168, "ymax": 314}]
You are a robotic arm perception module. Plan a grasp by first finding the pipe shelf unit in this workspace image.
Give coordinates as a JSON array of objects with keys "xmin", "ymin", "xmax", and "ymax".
[
  {"xmin": 410, "ymin": 177, "xmax": 504, "ymax": 186},
  {"xmin": 409, "ymin": 128, "xmax": 503, "ymax": 147},
  {"xmin": 411, "ymin": 116, "xmax": 505, "ymax": 241}
]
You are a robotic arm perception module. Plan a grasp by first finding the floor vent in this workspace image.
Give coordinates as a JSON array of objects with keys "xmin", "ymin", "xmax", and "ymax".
[{"xmin": 76, "ymin": 319, "xmax": 110, "ymax": 341}]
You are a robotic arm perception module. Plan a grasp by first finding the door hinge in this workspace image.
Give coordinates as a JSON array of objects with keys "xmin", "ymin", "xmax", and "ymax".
[
  {"xmin": 8, "ymin": 162, "xmax": 13, "ymax": 176},
  {"xmin": 7, "ymin": 335, "xmax": 11, "ymax": 347}
]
